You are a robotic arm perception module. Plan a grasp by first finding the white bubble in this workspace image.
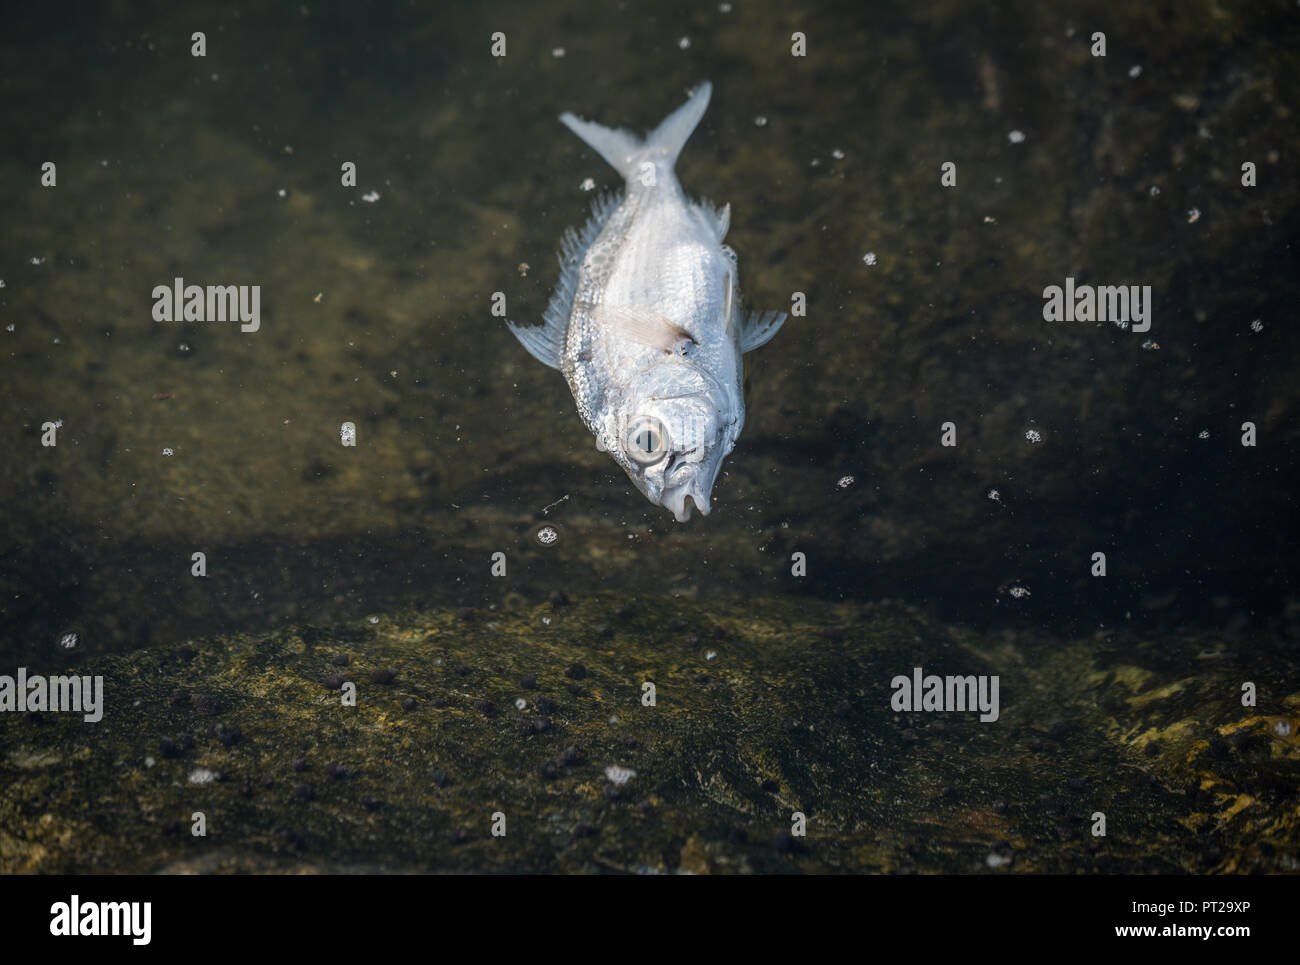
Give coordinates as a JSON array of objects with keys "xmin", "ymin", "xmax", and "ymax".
[
  {"xmin": 536, "ymin": 525, "xmax": 558, "ymax": 545},
  {"xmin": 831, "ymin": 148, "xmax": 845, "ymax": 160},
  {"xmin": 1149, "ymin": 185, "xmax": 1161, "ymax": 197},
  {"xmin": 188, "ymin": 767, "xmax": 218, "ymax": 785},
  {"xmin": 1007, "ymin": 584, "xmax": 1031, "ymax": 599},
  {"xmin": 361, "ymin": 190, "xmax": 381, "ymax": 203},
  {"xmin": 515, "ymin": 697, "xmax": 528, "ymax": 711},
  {"xmin": 551, "ymin": 47, "xmax": 566, "ymax": 58},
  {"xmin": 1007, "ymin": 130, "xmax": 1026, "ymax": 144},
  {"xmin": 1186, "ymin": 207, "xmax": 1201, "ymax": 224},
  {"xmin": 162, "ymin": 447, "xmax": 174, "ymax": 456},
  {"xmin": 604, "ymin": 765, "xmax": 636, "ymax": 785},
  {"xmin": 1024, "ymin": 428, "xmax": 1042, "ymax": 444},
  {"xmin": 1250, "ymin": 319, "xmax": 1263, "ymax": 333},
  {"xmin": 1198, "ymin": 430, "xmax": 1210, "ymax": 440},
  {"xmin": 1128, "ymin": 65, "xmax": 1142, "ymax": 78},
  {"xmin": 862, "ymin": 252, "xmax": 878, "ymax": 267},
  {"xmin": 678, "ymin": 36, "xmax": 691, "ymax": 50},
  {"xmin": 837, "ymin": 475, "xmax": 856, "ymax": 489},
  {"xmin": 754, "ymin": 115, "xmax": 768, "ymax": 127},
  {"xmin": 579, "ymin": 177, "xmax": 596, "ymax": 192}
]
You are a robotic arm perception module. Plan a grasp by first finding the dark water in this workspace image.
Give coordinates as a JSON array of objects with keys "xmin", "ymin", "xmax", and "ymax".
[{"xmin": 1, "ymin": 1, "xmax": 1298, "ymax": 874}]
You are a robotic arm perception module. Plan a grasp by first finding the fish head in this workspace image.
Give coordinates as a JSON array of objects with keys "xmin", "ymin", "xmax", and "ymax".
[{"xmin": 610, "ymin": 364, "xmax": 737, "ymax": 522}]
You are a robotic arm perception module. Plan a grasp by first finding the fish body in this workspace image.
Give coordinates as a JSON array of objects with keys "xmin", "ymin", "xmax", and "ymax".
[{"xmin": 508, "ymin": 81, "xmax": 786, "ymax": 521}]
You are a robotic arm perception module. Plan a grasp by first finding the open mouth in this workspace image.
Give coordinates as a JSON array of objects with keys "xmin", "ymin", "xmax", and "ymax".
[{"xmin": 663, "ymin": 479, "xmax": 712, "ymax": 522}]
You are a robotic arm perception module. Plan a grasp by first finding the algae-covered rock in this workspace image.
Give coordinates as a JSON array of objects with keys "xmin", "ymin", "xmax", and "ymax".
[{"xmin": 2, "ymin": 594, "xmax": 1295, "ymax": 873}]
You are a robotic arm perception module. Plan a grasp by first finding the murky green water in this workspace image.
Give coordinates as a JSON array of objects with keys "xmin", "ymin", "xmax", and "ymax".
[{"xmin": 1, "ymin": 1, "xmax": 1297, "ymax": 873}]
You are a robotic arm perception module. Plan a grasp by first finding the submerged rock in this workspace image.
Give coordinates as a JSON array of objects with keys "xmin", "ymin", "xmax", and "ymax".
[{"xmin": 1, "ymin": 594, "xmax": 1295, "ymax": 873}]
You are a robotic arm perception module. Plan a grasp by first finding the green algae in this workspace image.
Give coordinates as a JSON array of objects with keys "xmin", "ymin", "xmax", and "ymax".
[{"xmin": 2, "ymin": 594, "xmax": 1295, "ymax": 873}]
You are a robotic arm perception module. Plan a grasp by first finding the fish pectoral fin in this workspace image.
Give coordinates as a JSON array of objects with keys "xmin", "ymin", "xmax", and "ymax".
[
  {"xmin": 595, "ymin": 303, "xmax": 697, "ymax": 353},
  {"xmin": 723, "ymin": 271, "xmax": 734, "ymax": 337},
  {"xmin": 740, "ymin": 309, "xmax": 787, "ymax": 353},
  {"xmin": 506, "ymin": 317, "xmax": 564, "ymax": 369}
]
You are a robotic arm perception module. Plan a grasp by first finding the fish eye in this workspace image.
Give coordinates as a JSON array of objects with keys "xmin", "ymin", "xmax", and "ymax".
[{"xmin": 626, "ymin": 416, "xmax": 670, "ymax": 465}]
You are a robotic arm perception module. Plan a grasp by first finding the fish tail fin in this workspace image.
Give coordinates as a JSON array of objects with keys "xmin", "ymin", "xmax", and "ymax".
[
  {"xmin": 645, "ymin": 80, "xmax": 712, "ymax": 165},
  {"xmin": 559, "ymin": 80, "xmax": 712, "ymax": 179}
]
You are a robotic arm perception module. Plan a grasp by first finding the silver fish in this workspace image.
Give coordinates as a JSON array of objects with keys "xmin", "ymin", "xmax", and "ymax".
[{"xmin": 508, "ymin": 81, "xmax": 786, "ymax": 522}]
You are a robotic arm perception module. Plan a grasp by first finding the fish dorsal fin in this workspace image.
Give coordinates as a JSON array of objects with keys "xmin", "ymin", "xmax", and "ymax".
[
  {"xmin": 740, "ymin": 309, "xmax": 787, "ymax": 353},
  {"xmin": 509, "ymin": 190, "xmax": 624, "ymax": 371},
  {"xmin": 593, "ymin": 302, "xmax": 696, "ymax": 353}
]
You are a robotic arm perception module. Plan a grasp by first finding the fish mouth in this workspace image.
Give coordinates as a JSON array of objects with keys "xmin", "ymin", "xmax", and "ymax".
[{"xmin": 661, "ymin": 473, "xmax": 714, "ymax": 522}]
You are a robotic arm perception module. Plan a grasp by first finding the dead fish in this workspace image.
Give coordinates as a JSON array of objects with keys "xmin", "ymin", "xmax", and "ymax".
[{"xmin": 507, "ymin": 81, "xmax": 787, "ymax": 522}]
